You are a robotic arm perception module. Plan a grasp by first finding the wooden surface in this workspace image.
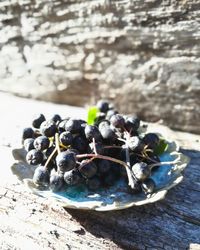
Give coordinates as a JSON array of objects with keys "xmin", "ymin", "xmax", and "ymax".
[{"xmin": 0, "ymin": 93, "xmax": 200, "ymax": 250}]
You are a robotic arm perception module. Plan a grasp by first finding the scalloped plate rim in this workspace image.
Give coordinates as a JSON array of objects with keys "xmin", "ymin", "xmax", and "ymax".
[{"xmin": 10, "ymin": 128, "xmax": 190, "ymax": 211}]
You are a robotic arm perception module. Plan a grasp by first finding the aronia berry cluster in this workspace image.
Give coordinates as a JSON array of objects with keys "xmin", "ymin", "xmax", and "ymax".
[{"xmin": 22, "ymin": 100, "xmax": 165, "ymax": 194}]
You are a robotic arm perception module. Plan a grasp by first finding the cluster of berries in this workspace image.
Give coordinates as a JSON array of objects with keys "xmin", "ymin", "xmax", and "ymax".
[{"xmin": 22, "ymin": 100, "xmax": 162, "ymax": 194}]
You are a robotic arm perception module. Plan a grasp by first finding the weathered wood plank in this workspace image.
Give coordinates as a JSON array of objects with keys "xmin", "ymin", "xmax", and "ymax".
[{"xmin": 0, "ymin": 93, "xmax": 200, "ymax": 249}]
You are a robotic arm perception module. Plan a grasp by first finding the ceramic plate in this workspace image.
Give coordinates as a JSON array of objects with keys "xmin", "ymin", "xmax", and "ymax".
[{"xmin": 11, "ymin": 125, "xmax": 190, "ymax": 211}]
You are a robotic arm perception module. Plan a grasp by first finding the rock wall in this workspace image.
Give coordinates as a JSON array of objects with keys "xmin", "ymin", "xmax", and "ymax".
[{"xmin": 0, "ymin": 0, "xmax": 200, "ymax": 133}]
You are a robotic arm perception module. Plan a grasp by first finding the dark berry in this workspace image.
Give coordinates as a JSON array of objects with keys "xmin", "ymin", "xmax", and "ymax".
[
  {"xmin": 106, "ymin": 109, "xmax": 118, "ymax": 120},
  {"xmin": 110, "ymin": 114, "xmax": 125, "ymax": 128},
  {"xmin": 86, "ymin": 176, "xmax": 101, "ymax": 191},
  {"xmin": 98, "ymin": 120, "xmax": 110, "ymax": 131},
  {"xmin": 33, "ymin": 166, "xmax": 49, "ymax": 186},
  {"xmin": 99, "ymin": 125, "xmax": 116, "ymax": 142},
  {"xmin": 32, "ymin": 114, "xmax": 45, "ymax": 129},
  {"xmin": 128, "ymin": 136, "xmax": 144, "ymax": 152},
  {"xmin": 84, "ymin": 125, "xmax": 102, "ymax": 142},
  {"xmin": 49, "ymin": 172, "xmax": 64, "ymax": 192},
  {"xmin": 56, "ymin": 151, "xmax": 76, "ymax": 173},
  {"xmin": 97, "ymin": 160, "xmax": 111, "ymax": 174},
  {"xmin": 64, "ymin": 169, "xmax": 83, "ymax": 186},
  {"xmin": 51, "ymin": 114, "xmax": 62, "ymax": 123},
  {"xmin": 65, "ymin": 119, "xmax": 82, "ymax": 133},
  {"xmin": 26, "ymin": 149, "xmax": 44, "ymax": 165},
  {"xmin": 23, "ymin": 138, "xmax": 34, "ymax": 152},
  {"xmin": 142, "ymin": 178, "xmax": 156, "ymax": 194},
  {"xmin": 40, "ymin": 120, "xmax": 57, "ymax": 137},
  {"xmin": 132, "ymin": 162, "xmax": 150, "ymax": 181},
  {"xmin": 97, "ymin": 100, "xmax": 109, "ymax": 113},
  {"xmin": 22, "ymin": 127, "xmax": 34, "ymax": 140},
  {"xmin": 72, "ymin": 135, "xmax": 88, "ymax": 153},
  {"xmin": 58, "ymin": 118, "xmax": 70, "ymax": 133},
  {"xmin": 142, "ymin": 133, "xmax": 160, "ymax": 150},
  {"xmin": 79, "ymin": 160, "xmax": 97, "ymax": 178},
  {"xmin": 125, "ymin": 116, "xmax": 140, "ymax": 132},
  {"xmin": 59, "ymin": 131, "xmax": 73, "ymax": 146},
  {"xmin": 89, "ymin": 142, "xmax": 104, "ymax": 155},
  {"xmin": 34, "ymin": 136, "xmax": 50, "ymax": 151}
]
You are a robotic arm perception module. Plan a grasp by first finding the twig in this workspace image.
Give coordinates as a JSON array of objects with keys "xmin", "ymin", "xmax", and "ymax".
[
  {"xmin": 149, "ymin": 158, "xmax": 181, "ymax": 170},
  {"xmin": 44, "ymin": 147, "xmax": 57, "ymax": 169},
  {"xmin": 125, "ymin": 146, "xmax": 131, "ymax": 167},
  {"xmin": 92, "ymin": 138, "xmax": 98, "ymax": 155},
  {"xmin": 117, "ymin": 138, "xmax": 126, "ymax": 143},
  {"xmin": 76, "ymin": 153, "xmax": 136, "ymax": 188},
  {"xmin": 122, "ymin": 132, "xmax": 139, "ymax": 187},
  {"xmin": 55, "ymin": 133, "xmax": 61, "ymax": 154},
  {"xmin": 124, "ymin": 142, "xmax": 138, "ymax": 188},
  {"xmin": 76, "ymin": 153, "xmax": 128, "ymax": 169},
  {"xmin": 104, "ymin": 145, "xmax": 122, "ymax": 149},
  {"xmin": 131, "ymin": 152, "xmax": 159, "ymax": 164},
  {"xmin": 60, "ymin": 143, "xmax": 69, "ymax": 150}
]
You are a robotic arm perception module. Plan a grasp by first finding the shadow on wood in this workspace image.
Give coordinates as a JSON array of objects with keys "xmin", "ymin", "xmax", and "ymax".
[{"xmin": 65, "ymin": 149, "xmax": 200, "ymax": 250}]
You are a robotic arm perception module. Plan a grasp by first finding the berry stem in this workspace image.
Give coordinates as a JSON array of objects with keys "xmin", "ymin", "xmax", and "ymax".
[
  {"xmin": 125, "ymin": 166, "xmax": 137, "ymax": 189},
  {"xmin": 122, "ymin": 132, "xmax": 139, "ymax": 188},
  {"xmin": 76, "ymin": 153, "xmax": 128, "ymax": 168},
  {"xmin": 76, "ymin": 153, "xmax": 136, "ymax": 188},
  {"xmin": 104, "ymin": 145, "xmax": 122, "ymax": 149},
  {"xmin": 131, "ymin": 152, "xmax": 159, "ymax": 164},
  {"xmin": 92, "ymin": 138, "xmax": 98, "ymax": 155},
  {"xmin": 149, "ymin": 158, "xmax": 181, "ymax": 169},
  {"xmin": 55, "ymin": 133, "xmax": 61, "ymax": 154},
  {"xmin": 124, "ymin": 143, "xmax": 138, "ymax": 188},
  {"xmin": 125, "ymin": 146, "xmax": 131, "ymax": 167},
  {"xmin": 117, "ymin": 138, "xmax": 126, "ymax": 143},
  {"xmin": 60, "ymin": 143, "xmax": 69, "ymax": 150},
  {"xmin": 44, "ymin": 147, "xmax": 57, "ymax": 169}
]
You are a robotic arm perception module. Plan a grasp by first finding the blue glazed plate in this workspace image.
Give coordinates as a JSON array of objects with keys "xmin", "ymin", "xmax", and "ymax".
[{"xmin": 11, "ymin": 125, "xmax": 190, "ymax": 211}]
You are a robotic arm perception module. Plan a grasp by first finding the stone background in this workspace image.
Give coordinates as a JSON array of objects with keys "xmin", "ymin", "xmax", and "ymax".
[{"xmin": 0, "ymin": 0, "xmax": 200, "ymax": 133}]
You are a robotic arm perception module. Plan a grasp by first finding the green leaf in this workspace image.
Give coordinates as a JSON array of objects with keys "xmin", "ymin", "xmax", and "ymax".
[
  {"xmin": 154, "ymin": 139, "xmax": 168, "ymax": 155},
  {"xmin": 87, "ymin": 106, "xmax": 99, "ymax": 125}
]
